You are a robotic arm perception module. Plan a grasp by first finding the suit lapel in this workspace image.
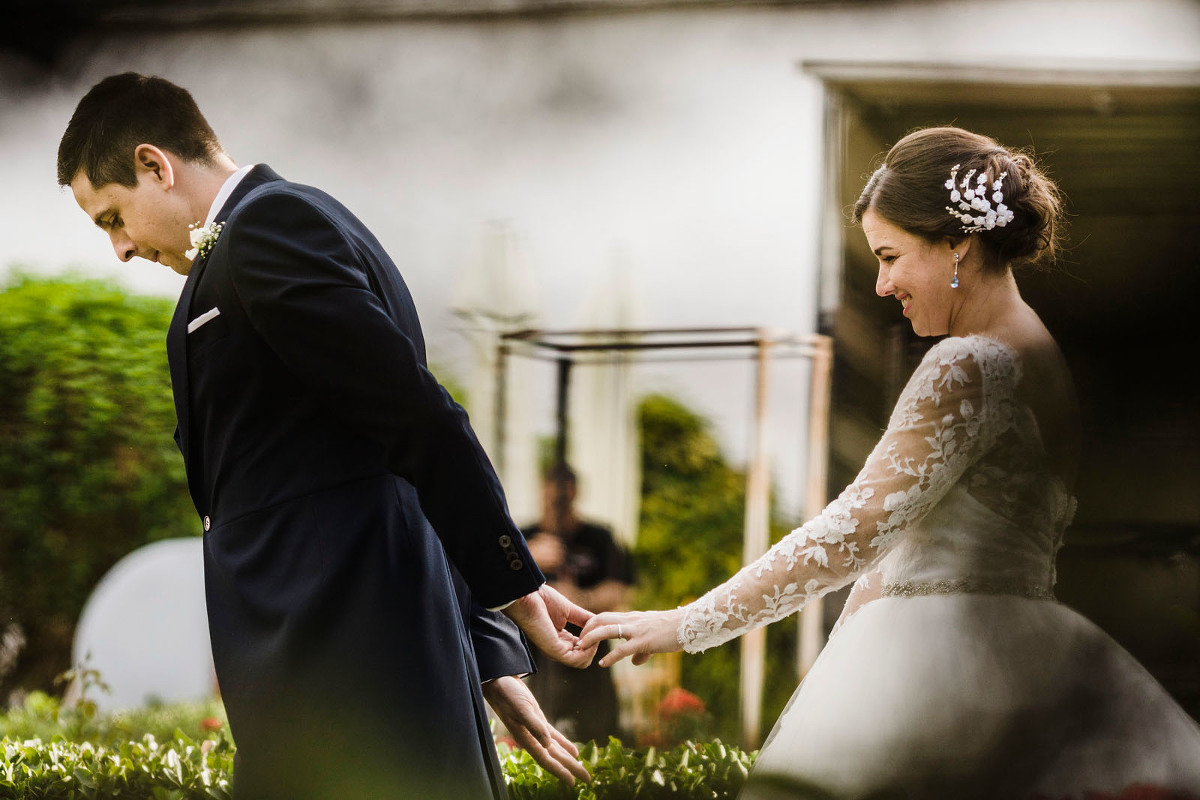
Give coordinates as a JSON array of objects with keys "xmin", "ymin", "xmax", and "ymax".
[{"xmin": 167, "ymin": 164, "xmax": 285, "ymax": 477}]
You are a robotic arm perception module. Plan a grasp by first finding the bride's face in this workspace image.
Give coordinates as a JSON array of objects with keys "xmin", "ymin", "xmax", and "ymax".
[{"xmin": 862, "ymin": 208, "xmax": 958, "ymax": 337}]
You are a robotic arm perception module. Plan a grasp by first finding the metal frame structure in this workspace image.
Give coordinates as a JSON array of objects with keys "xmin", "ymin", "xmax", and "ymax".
[{"xmin": 494, "ymin": 326, "xmax": 833, "ymax": 747}]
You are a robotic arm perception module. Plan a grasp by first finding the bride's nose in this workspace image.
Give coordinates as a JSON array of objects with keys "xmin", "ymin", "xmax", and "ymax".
[{"xmin": 875, "ymin": 264, "xmax": 893, "ymax": 297}]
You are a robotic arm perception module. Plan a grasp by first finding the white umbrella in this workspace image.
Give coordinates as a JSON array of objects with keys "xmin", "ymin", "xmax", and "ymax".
[{"xmin": 73, "ymin": 538, "xmax": 215, "ymax": 711}]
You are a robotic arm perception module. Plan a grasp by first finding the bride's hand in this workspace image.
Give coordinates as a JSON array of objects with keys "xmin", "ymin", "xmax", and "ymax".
[{"xmin": 576, "ymin": 608, "xmax": 685, "ymax": 667}]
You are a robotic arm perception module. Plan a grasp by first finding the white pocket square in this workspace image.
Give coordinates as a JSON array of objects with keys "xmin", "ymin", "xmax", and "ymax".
[{"xmin": 187, "ymin": 307, "xmax": 221, "ymax": 334}]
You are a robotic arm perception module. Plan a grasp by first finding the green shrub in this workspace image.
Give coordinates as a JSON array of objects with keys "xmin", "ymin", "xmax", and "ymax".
[
  {"xmin": 0, "ymin": 690, "xmax": 229, "ymax": 749},
  {"xmin": 0, "ymin": 732, "xmax": 753, "ymax": 799},
  {"xmin": 0, "ymin": 732, "xmax": 235, "ymax": 799},
  {"xmin": 502, "ymin": 737, "xmax": 754, "ymax": 800},
  {"xmin": 1, "ymin": 676, "xmax": 753, "ymax": 797}
]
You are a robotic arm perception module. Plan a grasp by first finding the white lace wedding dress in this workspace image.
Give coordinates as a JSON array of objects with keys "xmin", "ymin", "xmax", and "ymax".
[{"xmin": 678, "ymin": 335, "xmax": 1200, "ymax": 800}]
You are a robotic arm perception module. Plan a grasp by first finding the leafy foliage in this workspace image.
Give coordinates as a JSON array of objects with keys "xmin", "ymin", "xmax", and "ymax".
[
  {"xmin": 0, "ymin": 688, "xmax": 751, "ymax": 800},
  {"xmin": 0, "ymin": 274, "xmax": 197, "ymax": 695},
  {"xmin": 0, "ymin": 689, "xmax": 228, "ymax": 749},
  {"xmin": 0, "ymin": 733, "xmax": 235, "ymax": 799},
  {"xmin": 636, "ymin": 394, "xmax": 746, "ymax": 610},
  {"xmin": 0, "ymin": 733, "xmax": 753, "ymax": 800},
  {"xmin": 0, "ymin": 669, "xmax": 232, "ymax": 798},
  {"xmin": 634, "ymin": 394, "xmax": 799, "ymax": 744},
  {"xmin": 501, "ymin": 737, "xmax": 753, "ymax": 800}
]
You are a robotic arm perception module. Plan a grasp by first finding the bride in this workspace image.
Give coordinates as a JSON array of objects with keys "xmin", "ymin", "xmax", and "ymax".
[{"xmin": 577, "ymin": 127, "xmax": 1200, "ymax": 799}]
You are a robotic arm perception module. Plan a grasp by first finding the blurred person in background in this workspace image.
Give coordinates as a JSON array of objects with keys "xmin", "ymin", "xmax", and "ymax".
[
  {"xmin": 524, "ymin": 462, "xmax": 635, "ymax": 744},
  {"xmin": 578, "ymin": 127, "xmax": 1200, "ymax": 799}
]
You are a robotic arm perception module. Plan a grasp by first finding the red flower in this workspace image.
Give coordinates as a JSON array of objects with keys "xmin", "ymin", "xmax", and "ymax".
[
  {"xmin": 199, "ymin": 717, "xmax": 223, "ymax": 732},
  {"xmin": 636, "ymin": 730, "xmax": 667, "ymax": 749},
  {"xmin": 658, "ymin": 687, "xmax": 706, "ymax": 719}
]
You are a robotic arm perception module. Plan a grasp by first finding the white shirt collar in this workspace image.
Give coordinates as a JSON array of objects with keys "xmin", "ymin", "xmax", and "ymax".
[{"xmin": 203, "ymin": 164, "xmax": 255, "ymax": 227}]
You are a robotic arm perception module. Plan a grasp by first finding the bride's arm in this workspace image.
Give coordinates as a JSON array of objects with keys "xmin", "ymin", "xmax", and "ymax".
[
  {"xmin": 674, "ymin": 342, "xmax": 1010, "ymax": 654},
  {"xmin": 578, "ymin": 340, "xmax": 1015, "ymax": 664}
]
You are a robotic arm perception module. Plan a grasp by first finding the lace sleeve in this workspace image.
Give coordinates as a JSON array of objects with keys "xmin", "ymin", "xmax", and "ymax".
[{"xmin": 677, "ymin": 337, "xmax": 1016, "ymax": 653}]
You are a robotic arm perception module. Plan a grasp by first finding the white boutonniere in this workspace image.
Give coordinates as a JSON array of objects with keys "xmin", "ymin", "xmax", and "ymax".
[{"xmin": 185, "ymin": 221, "xmax": 224, "ymax": 262}]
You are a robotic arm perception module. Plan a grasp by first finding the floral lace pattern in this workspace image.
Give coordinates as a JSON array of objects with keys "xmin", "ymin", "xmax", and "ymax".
[{"xmin": 677, "ymin": 336, "xmax": 1022, "ymax": 653}]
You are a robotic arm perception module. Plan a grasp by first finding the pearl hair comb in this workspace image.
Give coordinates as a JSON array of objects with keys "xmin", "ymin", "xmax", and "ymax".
[{"xmin": 945, "ymin": 164, "xmax": 1014, "ymax": 233}]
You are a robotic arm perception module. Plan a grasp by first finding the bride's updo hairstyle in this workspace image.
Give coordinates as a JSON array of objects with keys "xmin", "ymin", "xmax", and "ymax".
[{"xmin": 853, "ymin": 127, "xmax": 1063, "ymax": 272}]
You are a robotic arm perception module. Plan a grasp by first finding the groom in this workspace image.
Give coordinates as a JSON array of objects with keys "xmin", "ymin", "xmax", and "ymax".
[{"xmin": 58, "ymin": 73, "xmax": 594, "ymax": 800}]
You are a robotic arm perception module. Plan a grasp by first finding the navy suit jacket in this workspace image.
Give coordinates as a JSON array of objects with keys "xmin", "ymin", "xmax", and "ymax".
[{"xmin": 165, "ymin": 165, "xmax": 544, "ymax": 799}]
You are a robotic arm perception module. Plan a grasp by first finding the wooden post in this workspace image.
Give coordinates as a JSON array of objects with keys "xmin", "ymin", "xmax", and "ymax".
[
  {"xmin": 797, "ymin": 336, "xmax": 833, "ymax": 678},
  {"xmin": 739, "ymin": 333, "xmax": 772, "ymax": 749},
  {"xmin": 554, "ymin": 357, "xmax": 571, "ymax": 468},
  {"xmin": 494, "ymin": 338, "xmax": 509, "ymax": 475}
]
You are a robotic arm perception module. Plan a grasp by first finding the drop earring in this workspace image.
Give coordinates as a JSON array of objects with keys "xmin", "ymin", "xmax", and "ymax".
[{"xmin": 951, "ymin": 253, "xmax": 960, "ymax": 289}]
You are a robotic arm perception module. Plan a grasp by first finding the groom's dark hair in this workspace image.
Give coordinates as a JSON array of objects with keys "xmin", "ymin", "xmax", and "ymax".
[{"xmin": 57, "ymin": 72, "xmax": 223, "ymax": 189}]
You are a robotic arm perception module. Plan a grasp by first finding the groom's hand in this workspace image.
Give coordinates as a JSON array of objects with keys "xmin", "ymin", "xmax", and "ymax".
[
  {"xmin": 483, "ymin": 676, "xmax": 590, "ymax": 786},
  {"xmin": 503, "ymin": 585, "xmax": 597, "ymax": 668}
]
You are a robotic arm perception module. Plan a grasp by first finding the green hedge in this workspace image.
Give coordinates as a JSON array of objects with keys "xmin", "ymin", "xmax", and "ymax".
[
  {"xmin": 504, "ymin": 738, "xmax": 753, "ymax": 800},
  {"xmin": 0, "ymin": 735, "xmax": 754, "ymax": 800},
  {"xmin": 0, "ymin": 733, "xmax": 234, "ymax": 799},
  {"xmin": 0, "ymin": 691, "xmax": 228, "ymax": 747}
]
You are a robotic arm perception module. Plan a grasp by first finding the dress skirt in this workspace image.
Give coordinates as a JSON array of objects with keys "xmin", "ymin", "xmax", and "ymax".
[{"xmin": 743, "ymin": 594, "xmax": 1200, "ymax": 800}]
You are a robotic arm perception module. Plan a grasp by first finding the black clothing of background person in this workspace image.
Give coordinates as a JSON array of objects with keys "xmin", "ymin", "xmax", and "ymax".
[{"xmin": 521, "ymin": 517, "xmax": 635, "ymax": 744}]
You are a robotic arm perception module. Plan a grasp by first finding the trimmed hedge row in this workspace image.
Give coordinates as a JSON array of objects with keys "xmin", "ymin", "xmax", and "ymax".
[
  {"xmin": 504, "ymin": 738, "xmax": 753, "ymax": 800},
  {"xmin": 0, "ymin": 690, "xmax": 228, "ymax": 748},
  {"xmin": 0, "ymin": 734, "xmax": 753, "ymax": 800},
  {"xmin": 0, "ymin": 732, "xmax": 234, "ymax": 799}
]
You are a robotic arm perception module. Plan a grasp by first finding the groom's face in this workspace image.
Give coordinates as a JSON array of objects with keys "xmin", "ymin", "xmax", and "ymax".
[{"xmin": 70, "ymin": 159, "xmax": 194, "ymax": 277}]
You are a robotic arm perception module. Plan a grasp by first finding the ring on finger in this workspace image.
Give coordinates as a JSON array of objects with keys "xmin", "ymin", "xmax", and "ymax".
[{"xmin": 617, "ymin": 624, "xmax": 623, "ymax": 639}]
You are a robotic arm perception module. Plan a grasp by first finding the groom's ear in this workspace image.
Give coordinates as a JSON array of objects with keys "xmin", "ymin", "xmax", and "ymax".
[{"xmin": 133, "ymin": 144, "xmax": 176, "ymax": 188}]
